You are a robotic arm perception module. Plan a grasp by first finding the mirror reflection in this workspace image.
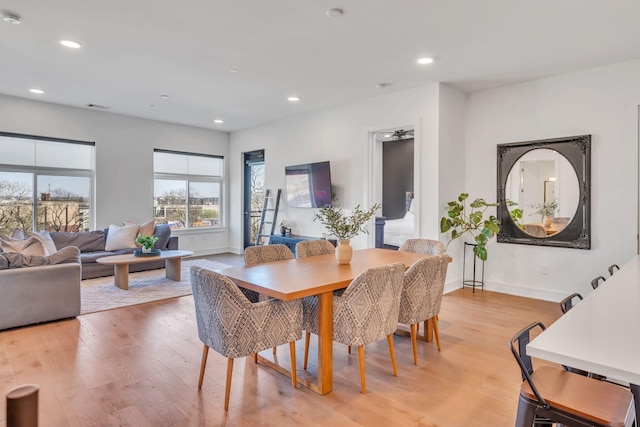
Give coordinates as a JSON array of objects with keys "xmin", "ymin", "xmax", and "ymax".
[{"xmin": 505, "ymin": 149, "xmax": 579, "ymax": 238}]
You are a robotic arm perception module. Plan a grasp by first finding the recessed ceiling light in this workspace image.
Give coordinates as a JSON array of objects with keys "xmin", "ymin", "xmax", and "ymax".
[
  {"xmin": 60, "ymin": 40, "xmax": 82, "ymax": 49},
  {"xmin": 230, "ymin": 68, "xmax": 239, "ymax": 73},
  {"xmin": 417, "ymin": 57, "xmax": 434, "ymax": 65},
  {"xmin": 287, "ymin": 96, "xmax": 300, "ymax": 102},
  {"xmin": 2, "ymin": 13, "xmax": 22, "ymax": 24},
  {"xmin": 213, "ymin": 119, "xmax": 224, "ymax": 124},
  {"xmin": 326, "ymin": 8, "xmax": 344, "ymax": 18},
  {"xmin": 160, "ymin": 94, "xmax": 170, "ymax": 99},
  {"xmin": 29, "ymin": 88, "xmax": 44, "ymax": 94}
]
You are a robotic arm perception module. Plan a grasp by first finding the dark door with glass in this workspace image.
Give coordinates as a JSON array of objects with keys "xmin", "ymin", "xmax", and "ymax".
[{"xmin": 243, "ymin": 150, "xmax": 265, "ymax": 248}]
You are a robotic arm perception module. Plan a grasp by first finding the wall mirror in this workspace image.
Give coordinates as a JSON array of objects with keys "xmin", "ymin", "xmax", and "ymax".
[{"xmin": 496, "ymin": 135, "xmax": 591, "ymax": 249}]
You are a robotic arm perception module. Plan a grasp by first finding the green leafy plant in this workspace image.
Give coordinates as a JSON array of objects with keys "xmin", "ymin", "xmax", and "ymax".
[
  {"xmin": 136, "ymin": 235, "xmax": 158, "ymax": 250},
  {"xmin": 507, "ymin": 199, "xmax": 523, "ymax": 228},
  {"xmin": 313, "ymin": 202, "xmax": 381, "ymax": 240},
  {"xmin": 531, "ymin": 200, "xmax": 558, "ymax": 217},
  {"xmin": 440, "ymin": 193, "xmax": 500, "ymax": 261}
]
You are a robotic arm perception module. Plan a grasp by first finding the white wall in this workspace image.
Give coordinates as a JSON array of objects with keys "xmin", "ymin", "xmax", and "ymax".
[
  {"xmin": 0, "ymin": 94, "xmax": 231, "ymax": 255},
  {"xmin": 229, "ymin": 84, "xmax": 463, "ymax": 255},
  {"xmin": 466, "ymin": 59, "xmax": 640, "ymax": 301}
]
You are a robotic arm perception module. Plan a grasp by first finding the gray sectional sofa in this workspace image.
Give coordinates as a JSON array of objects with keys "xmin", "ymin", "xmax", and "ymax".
[
  {"xmin": 0, "ymin": 224, "xmax": 178, "ymax": 330},
  {"xmin": 0, "ymin": 246, "xmax": 82, "ymax": 330},
  {"xmin": 50, "ymin": 224, "xmax": 178, "ymax": 280}
]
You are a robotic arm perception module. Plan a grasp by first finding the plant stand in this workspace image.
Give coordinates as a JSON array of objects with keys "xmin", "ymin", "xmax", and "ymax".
[{"xmin": 462, "ymin": 242, "xmax": 484, "ymax": 293}]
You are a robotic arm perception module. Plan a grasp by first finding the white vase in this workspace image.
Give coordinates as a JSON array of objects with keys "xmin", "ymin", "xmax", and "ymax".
[
  {"xmin": 142, "ymin": 246, "xmax": 153, "ymax": 253},
  {"xmin": 543, "ymin": 216, "xmax": 553, "ymax": 228},
  {"xmin": 335, "ymin": 239, "xmax": 353, "ymax": 264}
]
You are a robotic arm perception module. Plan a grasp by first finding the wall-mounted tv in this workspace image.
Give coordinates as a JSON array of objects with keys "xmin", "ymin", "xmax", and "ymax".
[{"xmin": 285, "ymin": 161, "xmax": 332, "ymax": 208}]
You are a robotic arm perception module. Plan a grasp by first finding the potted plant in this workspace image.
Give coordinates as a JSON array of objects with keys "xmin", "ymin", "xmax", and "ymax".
[
  {"xmin": 136, "ymin": 235, "xmax": 159, "ymax": 254},
  {"xmin": 313, "ymin": 201, "xmax": 380, "ymax": 264},
  {"xmin": 531, "ymin": 200, "xmax": 558, "ymax": 227},
  {"xmin": 440, "ymin": 193, "xmax": 500, "ymax": 261}
]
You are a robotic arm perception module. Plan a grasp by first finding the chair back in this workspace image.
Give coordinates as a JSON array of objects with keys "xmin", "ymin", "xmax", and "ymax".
[
  {"xmin": 559, "ymin": 292, "xmax": 583, "ymax": 314},
  {"xmin": 591, "ymin": 275, "xmax": 606, "ymax": 290},
  {"xmin": 398, "ymin": 239, "xmax": 444, "ymax": 255},
  {"xmin": 244, "ymin": 244, "xmax": 294, "ymax": 266},
  {"xmin": 608, "ymin": 264, "xmax": 620, "ymax": 276},
  {"xmin": 333, "ymin": 263, "xmax": 405, "ymax": 346},
  {"xmin": 509, "ymin": 321, "xmax": 550, "ymax": 409},
  {"xmin": 523, "ymin": 224, "xmax": 547, "ymax": 238},
  {"xmin": 190, "ymin": 266, "xmax": 254, "ymax": 357},
  {"xmin": 398, "ymin": 255, "xmax": 449, "ymax": 325},
  {"xmin": 295, "ymin": 240, "xmax": 335, "ymax": 258}
]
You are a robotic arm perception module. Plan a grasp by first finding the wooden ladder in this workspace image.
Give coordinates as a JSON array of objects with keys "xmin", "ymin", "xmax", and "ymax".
[{"xmin": 254, "ymin": 189, "xmax": 281, "ymax": 246}]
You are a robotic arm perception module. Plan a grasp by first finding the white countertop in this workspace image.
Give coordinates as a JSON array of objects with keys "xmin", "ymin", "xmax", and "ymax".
[{"xmin": 528, "ymin": 254, "xmax": 640, "ymax": 385}]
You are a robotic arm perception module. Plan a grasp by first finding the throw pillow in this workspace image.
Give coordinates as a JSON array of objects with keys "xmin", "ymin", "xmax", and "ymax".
[
  {"xmin": 153, "ymin": 224, "xmax": 171, "ymax": 249},
  {"xmin": 9, "ymin": 228, "xmax": 25, "ymax": 240},
  {"xmin": 123, "ymin": 218, "xmax": 155, "ymax": 247},
  {"xmin": 0, "ymin": 236, "xmax": 47, "ymax": 256},
  {"xmin": 105, "ymin": 224, "xmax": 140, "ymax": 251},
  {"xmin": 26, "ymin": 230, "xmax": 58, "ymax": 255},
  {"xmin": 48, "ymin": 246, "xmax": 81, "ymax": 265}
]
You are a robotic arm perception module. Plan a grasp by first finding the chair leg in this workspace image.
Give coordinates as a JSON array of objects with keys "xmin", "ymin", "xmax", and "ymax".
[
  {"xmin": 357, "ymin": 345, "xmax": 366, "ymax": 394},
  {"xmin": 432, "ymin": 316, "xmax": 441, "ymax": 351},
  {"xmin": 515, "ymin": 393, "xmax": 537, "ymax": 427},
  {"xmin": 410, "ymin": 323, "xmax": 418, "ymax": 365},
  {"xmin": 348, "ymin": 345, "xmax": 351, "ymax": 354},
  {"xmin": 387, "ymin": 335, "xmax": 398, "ymax": 377},
  {"xmin": 198, "ymin": 344, "xmax": 209, "ymax": 388},
  {"xmin": 273, "ymin": 346, "xmax": 277, "ymax": 355},
  {"xmin": 224, "ymin": 358, "xmax": 234, "ymax": 411},
  {"xmin": 303, "ymin": 332, "xmax": 311, "ymax": 370},
  {"xmin": 253, "ymin": 353, "xmax": 258, "ymax": 364},
  {"xmin": 289, "ymin": 341, "xmax": 297, "ymax": 389}
]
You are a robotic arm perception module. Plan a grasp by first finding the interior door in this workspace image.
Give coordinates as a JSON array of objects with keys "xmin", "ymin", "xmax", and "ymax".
[{"xmin": 243, "ymin": 150, "xmax": 265, "ymax": 248}]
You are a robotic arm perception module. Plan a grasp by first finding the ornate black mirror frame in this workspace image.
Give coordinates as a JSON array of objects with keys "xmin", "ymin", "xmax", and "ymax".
[{"xmin": 496, "ymin": 135, "xmax": 591, "ymax": 249}]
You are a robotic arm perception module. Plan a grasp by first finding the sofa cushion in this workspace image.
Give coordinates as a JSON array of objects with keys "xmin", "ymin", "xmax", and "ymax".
[
  {"xmin": 26, "ymin": 230, "xmax": 58, "ymax": 255},
  {"xmin": 0, "ymin": 246, "xmax": 80, "ymax": 269},
  {"xmin": 0, "ymin": 236, "xmax": 47, "ymax": 256},
  {"xmin": 105, "ymin": 224, "xmax": 139, "ymax": 251},
  {"xmin": 153, "ymin": 224, "xmax": 172, "ymax": 249},
  {"xmin": 50, "ymin": 230, "xmax": 106, "ymax": 253}
]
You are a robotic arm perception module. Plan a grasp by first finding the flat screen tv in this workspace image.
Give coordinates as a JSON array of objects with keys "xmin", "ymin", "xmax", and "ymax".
[{"xmin": 285, "ymin": 161, "xmax": 332, "ymax": 208}]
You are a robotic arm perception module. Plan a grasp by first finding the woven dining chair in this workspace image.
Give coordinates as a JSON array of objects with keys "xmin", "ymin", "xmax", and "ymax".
[
  {"xmin": 244, "ymin": 244, "xmax": 295, "ymax": 354},
  {"xmin": 190, "ymin": 266, "xmax": 303, "ymax": 410},
  {"xmin": 295, "ymin": 239, "xmax": 335, "ymax": 258},
  {"xmin": 398, "ymin": 238, "xmax": 444, "ymax": 255},
  {"xmin": 510, "ymin": 321, "xmax": 635, "ymax": 427},
  {"xmin": 398, "ymin": 255, "xmax": 449, "ymax": 365},
  {"xmin": 302, "ymin": 263, "xmax": 405, "ymax": 393}
]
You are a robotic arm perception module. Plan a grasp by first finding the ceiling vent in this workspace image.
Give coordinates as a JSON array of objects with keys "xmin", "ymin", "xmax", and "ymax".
[{"xmin": 86, "ymin": 103, "xmax": 110, "ymax": 110}]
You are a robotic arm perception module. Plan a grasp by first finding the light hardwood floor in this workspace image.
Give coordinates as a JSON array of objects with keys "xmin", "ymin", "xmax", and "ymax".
[{"xmin": 0, "ymin": 257, "xmax": 561, "ymax": 426}]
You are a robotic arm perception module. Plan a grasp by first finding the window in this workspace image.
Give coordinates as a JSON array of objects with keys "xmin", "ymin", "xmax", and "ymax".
[
  {"xmin": 0, "ymin": 133, "xmax": 94, "ymax": 234},
  {"xmin": 153, "ymin": 150, "xmax": 223, "ymax": 230}
]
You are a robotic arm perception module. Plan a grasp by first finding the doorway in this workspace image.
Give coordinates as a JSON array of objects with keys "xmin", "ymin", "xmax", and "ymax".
[{"xmin": 243, "ymin": 150, "xmax": 265, "ymax": 248}]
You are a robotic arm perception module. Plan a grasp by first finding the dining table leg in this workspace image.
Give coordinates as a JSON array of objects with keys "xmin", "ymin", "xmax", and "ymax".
[{"xmin": 317, "ymin": 291, "xmax": 333, "ymax": 395}]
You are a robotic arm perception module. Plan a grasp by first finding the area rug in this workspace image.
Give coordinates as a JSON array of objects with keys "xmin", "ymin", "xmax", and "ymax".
[{"xmin": 80, "ymin": 259, "xmax": 232, "ymax": 315}]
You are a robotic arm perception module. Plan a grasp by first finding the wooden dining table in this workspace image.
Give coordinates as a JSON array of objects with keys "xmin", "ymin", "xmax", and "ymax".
[{"xmin": 216, "ymin": 248, "xmax": 430, "ymax": 395}]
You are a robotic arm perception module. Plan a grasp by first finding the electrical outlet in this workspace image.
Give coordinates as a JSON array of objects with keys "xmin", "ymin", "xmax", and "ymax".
[{"xmin": 540, "ymin": 264, "xmax": 548, "ymax": 275}]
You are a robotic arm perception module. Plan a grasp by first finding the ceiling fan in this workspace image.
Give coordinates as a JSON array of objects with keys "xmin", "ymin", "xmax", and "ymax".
[{"xmin": 389, "ymin": 129, "xmax": 414, "ymax": 140}]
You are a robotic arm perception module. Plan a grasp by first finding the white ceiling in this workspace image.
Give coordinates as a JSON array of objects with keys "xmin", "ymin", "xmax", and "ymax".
[{"xmin": 1, "ymin": 1, "xmax": 640, "ymax": 133}]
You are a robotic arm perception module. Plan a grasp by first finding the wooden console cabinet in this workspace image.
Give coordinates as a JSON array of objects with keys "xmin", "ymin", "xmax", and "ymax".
[{"xmin": 268, "ymin": 235, "xmax": 336, "ymax": 254}]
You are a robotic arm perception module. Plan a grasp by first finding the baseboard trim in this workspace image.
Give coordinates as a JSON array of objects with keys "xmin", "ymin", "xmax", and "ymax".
[{"xmin": 443, "ymin": 279, "xmax": 566, "ymax": 302}]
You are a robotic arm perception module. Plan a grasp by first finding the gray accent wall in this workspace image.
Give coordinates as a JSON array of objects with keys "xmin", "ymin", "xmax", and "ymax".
[{"xmin": 382, "ymin": 138, "xmax": 414, "ymax": 220}]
